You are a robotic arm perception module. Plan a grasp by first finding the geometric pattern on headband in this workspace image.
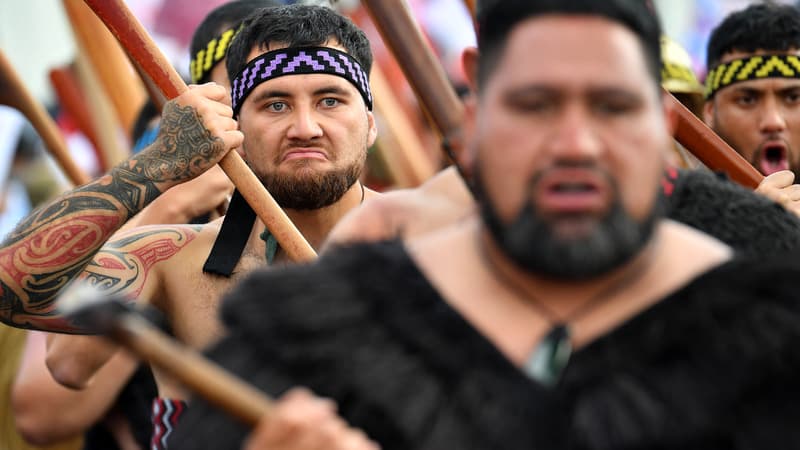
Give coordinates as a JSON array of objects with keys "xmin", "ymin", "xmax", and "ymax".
[
  {"xmin": 231, "ymin": 46, "xmax": 372, "ymax": 117},
  {"xmin": 705, "ymin": 54, "xmax": 800, "ymax": 99},
  {"xmin": 190, "ymin": 26, "xmax": 240, "ymax": 84}
]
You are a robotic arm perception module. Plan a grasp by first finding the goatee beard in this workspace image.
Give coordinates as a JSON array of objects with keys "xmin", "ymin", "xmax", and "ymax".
[
  {"xmin": 259, "ymin": 162, "xmax": 363, "ymax": 210},
  {"xmin": 472, "ymin": 165, "xmax": 661, "ymax": 280}
]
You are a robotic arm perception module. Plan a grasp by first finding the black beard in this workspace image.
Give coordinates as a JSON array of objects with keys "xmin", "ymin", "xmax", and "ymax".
[
  {"xmin": 258, "ymin": 161, "xmax": 363, "ymax": 210},
  {"xmin": 472, "ymin": 165, "xmax": 661, "ymax": 280}
]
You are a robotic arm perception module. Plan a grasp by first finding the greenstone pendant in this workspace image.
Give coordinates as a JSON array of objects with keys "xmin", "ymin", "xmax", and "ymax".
[{"xmin": 523, "ymin": 324, "xmax": 572, "ymax": 387}]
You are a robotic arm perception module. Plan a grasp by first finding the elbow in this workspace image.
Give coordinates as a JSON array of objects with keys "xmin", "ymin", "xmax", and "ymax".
[{"xmin": 45, "ymin": 351, "xmax": 93, "ymax": 390}]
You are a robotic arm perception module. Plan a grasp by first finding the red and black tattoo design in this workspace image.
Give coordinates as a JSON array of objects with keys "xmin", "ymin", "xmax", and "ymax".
[{"xmin": 0, "ymin": 101, "xmax": 224, "ymax": 330}]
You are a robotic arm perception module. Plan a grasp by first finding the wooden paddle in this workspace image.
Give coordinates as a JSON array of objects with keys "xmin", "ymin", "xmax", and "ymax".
[
  {"xmin": 62, "ymin": 0, "xmax": 146, "ymax": 142},
  {"xmin": 666, "ymin": 92, "xmax": 763, "ymax": 188},
  {"xmin": 0, "ymin": 49, "xmax": 91, "ymax": 186},
  {"xmin": 362, "ymin": 0, "xmax": 466, "ymax": 155}
]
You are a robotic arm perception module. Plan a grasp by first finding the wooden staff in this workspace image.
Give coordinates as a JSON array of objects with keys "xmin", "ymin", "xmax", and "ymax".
[
  {"xmin": 0, "ymin": 49, "xmax": 91, "ymax": 187},
  {"xmin": 361, "ymin": 0, "xmax": 466, "ymax": 154},
  {"xmin": 82, "ymin": 0, "xmax": 317, "ymax": 262},
  {"xmin": 465, "ymin": 0, "xmax": 478, "ymax": 37},
  {"xmin": 61, "ymin": 290, "xmax": 272, "ymax": 426},
  {"xmin": 62, "ymin": 0, "xmax": 146, "ymax": 141},
  {"xmin": 132, "ymin": 60, "xmax": 167, "ymax": 112},
  {"xmin": 73, "ymin": 50, "xmax": 131, "ymax": 169},
  {"xmin": 666, "ymin": 92, "xmax": 763, "ymax": 188},
  {"xmin": 49, "ymin": 65, "xmax": 107, "ymax": 169},
  {"xmin": 371, "ymin": 64, "xmax": 437, "ymax": 187}
]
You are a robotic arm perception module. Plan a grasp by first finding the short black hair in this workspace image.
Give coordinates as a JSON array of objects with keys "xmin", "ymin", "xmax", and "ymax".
[
  {"xmin": 189, "ymin": 0, "xmax": 279, "ymax": 83},
  {"xmin": 476, "ymin": 0, "xmax": 662, "ymax": 89},
  {"xmin": 706, "ymin": 3, "xmax": 800, "ymax": 69},
  {"xmin": 225, "ymin": 4, "xmax": 372, "ymax": 84}
]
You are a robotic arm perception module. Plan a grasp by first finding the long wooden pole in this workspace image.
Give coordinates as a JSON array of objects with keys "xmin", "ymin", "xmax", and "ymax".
[
  {"xmin": 82, "ymin": 0, "xmax": 317, "ymax": 263},
  {"xmin": 370, "ymin": 64, "xmax": 437, "ymax": 187},
  {"xmin": 361, "ymin": 0, "xmax": 465, "ymax": 152},
  {"xmin": 73, "ymin": 50, "xmax": 131, "ymax": 169},
  {"xmin": 666, "ymin": 92, "xmax": 762, "ymax": 188},
  {"xmin": 49, "ymin": 65, "xmax": 106, "ymax": 169},
  {"xmin": 0, "ymin": 50, "xmax": 91, "ymax": 186},
  {"xmin": 113, "ymin": 311, "xmax": 272, "ymax": 426},
  {"xmin": 60, "ymin": 290, "xmax": 272, "ymax": 427},
  {"xmin": 62, "ymin": 0, "xmax": 146, "ymax": 142}
]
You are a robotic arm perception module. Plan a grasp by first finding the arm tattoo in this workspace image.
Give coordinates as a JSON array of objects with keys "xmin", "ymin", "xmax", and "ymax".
[
  {"xmin": 81, "ymin": 226, "xmax": 199, "ymax": 299},
  {"xmin": 140, "ymin": 101, "xmax": 227, "ymax": 182},
  {"xmin": 0, "ymin": 100, "xmax": 223, "ymax": 330}
]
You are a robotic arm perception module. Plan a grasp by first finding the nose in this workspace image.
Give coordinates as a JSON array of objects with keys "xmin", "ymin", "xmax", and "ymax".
[
  {"xmin": 759, "ymin": 96, "xmax": 787, "ymax": 134},
  {"xmin": 548, "ymin": 105, "xmax": 603, "ymax": 161},
  {"xmin": 286, "ymin": 106, "xmax": 323, "ymax": 140}
]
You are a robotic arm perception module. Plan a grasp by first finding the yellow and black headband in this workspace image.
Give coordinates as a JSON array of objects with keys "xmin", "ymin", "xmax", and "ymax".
[
  {"xmin": 705, "ymin": 54, "xmax": 800, "ymax": 99},
  {"xmin": 189, "ymin": 26, "xmax": 240, "ymax": 84}
]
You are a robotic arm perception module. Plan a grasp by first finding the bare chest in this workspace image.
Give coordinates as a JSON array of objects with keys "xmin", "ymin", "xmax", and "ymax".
[{"xmin": 160, "ymin": 254, "xmax": 266, "ymax": 350}]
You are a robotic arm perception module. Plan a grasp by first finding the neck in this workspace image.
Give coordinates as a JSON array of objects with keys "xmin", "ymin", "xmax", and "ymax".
[
  {"xmin": 478, "ymin": 224, "xmax": 659, "ymax": 320},
  {"xmin": 255, "ymin": 181, "xmax": 368, "ymax": 252}
]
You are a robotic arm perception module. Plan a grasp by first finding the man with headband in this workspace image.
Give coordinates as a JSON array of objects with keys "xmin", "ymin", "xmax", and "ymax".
[
  {"xmin": 40, "ymin": 3, "xmax": 378, "ymax": 449},
  {"xmin": 171, "ymin": 0, "xmax": 800, "ymax": 448},
  {"xmin": 704, "ymin": 3, "xmax": 800, "ymax": 216}
]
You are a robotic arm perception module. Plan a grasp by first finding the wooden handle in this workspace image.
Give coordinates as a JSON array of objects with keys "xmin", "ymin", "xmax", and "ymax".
[
  {"xmin": 114, "ymin": 312, "xmax": 271, "ymax": 426},
  {"xmin": 370, "ymin": 64, "xmax": 437, "ymax": 187},
  {"xmin": 63, "ymin": 0, "xmax": 146, "ymax": 140},
  {"xmin": 83, "ymin": 0, "xmax": 317, "ymax": 262},
  {"xmin": 362, "ymin": 0, "xmax": 465, "ymax": 145},
  {"xmin": 463, "ymin": 0, "xmax": 476, "ymax": 20},
  {"xmin": 49, "ymin": 66, "xmax": 107, "ymax": 169},
  {"xmin": 0, "ymin": 50, "xmax": 91, "ymax": 186},
  {"xmin": 666, "ymin": 92, "xmax": 763, "ymax": 188}
]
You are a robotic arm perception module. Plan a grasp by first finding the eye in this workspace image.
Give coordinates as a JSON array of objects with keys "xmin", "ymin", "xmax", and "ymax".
[
  {"xmin": 507, "ymin": 97, "xmax": 554, "ymax": 114},
  {"xmin": 320, "ymin": 98, "xmax": 340, "ymax": 108},
  {"xmin": 266, "ymin": 101, "xmax": 287, "ymax": 112},
  {"xmin": 734, "ymin": 94, "xmax": 757, "ymax": 107},
  {"xmin": 592, "ymin": 100, "xmax": 634, "ymax": 115},
  {"xmin": 784, "ymin": 91, "xmax": 800, "ymax": 104}
]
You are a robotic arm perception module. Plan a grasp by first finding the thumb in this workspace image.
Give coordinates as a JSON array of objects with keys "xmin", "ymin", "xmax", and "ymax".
[{"xmin": 760, "ymin": 170, "xmax": 795, "ymax": 189}]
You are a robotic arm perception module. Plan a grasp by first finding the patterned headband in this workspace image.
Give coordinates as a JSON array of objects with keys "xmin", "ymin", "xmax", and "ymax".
[
  {"xmin": 705, "ymin": 54, "xmax": 800, "ymax": 99},
  {"xmin": 231, "ymin": 46, "xmax": 373, "ymax": 117},
  {"xmin": 190, "ymin": 26, "xmax": 240, "ymax": 84}
]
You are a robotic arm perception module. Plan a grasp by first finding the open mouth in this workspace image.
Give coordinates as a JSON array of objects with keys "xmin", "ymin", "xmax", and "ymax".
[
  {"xmin": 537, "ymin": 171, "xmax": 609, "ymax": 214},
  {"xmin": 551, "ymin": 182, "xmax": 597, "ymax": 193},
  {"xmin": 758, "ymin": 144, "xmax": 789, "ymax": 175}
]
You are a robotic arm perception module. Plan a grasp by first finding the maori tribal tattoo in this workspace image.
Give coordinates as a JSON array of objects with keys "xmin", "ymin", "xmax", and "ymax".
[
  {"xmin": 81, "ymin": 226, "xmax": 199, "ymax": 302},
  {"xmin": 0, "ymin": 100, "xmax": 223, "ymax": 330}
]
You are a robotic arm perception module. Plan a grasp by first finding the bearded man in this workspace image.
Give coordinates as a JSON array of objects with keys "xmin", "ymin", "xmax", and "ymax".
[{"xmin": 704, "ymin": 3, "xmax": 800, "ymax": 216}]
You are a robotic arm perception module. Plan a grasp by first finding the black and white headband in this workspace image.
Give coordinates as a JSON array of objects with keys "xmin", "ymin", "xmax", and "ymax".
[{"xmin": 231, "ymin": 46, "xmax": 372, "ymax": 117}]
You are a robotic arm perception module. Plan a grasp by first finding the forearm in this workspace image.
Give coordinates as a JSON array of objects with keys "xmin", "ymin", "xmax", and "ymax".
[
  {"xmin": 0, "ymin": 99, "xmax": 227, "ymax": 330},
  {"xmin": 0, "ymin": 165, "xmax": 163, "ymax": 329},
  {"xmin": 12, "ymin": 331, "xmax": 138, "ymax": 445}
]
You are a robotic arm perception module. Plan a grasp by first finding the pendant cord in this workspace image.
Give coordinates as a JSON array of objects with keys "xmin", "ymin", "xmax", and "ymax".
[{"xmin": 476, "ymin": 234, "xmax": 657, "ymax": 328}]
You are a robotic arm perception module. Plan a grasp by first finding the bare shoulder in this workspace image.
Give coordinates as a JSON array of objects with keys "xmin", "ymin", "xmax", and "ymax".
[
  {"xmin": 325, "ymin": 167, "xmax": 475, "ymax": 249},
  {"xmin": 103, "ymin": 221, "xmax": 218, "ymax": 258},
  {"xmin": 660, "ymin": 219, "xmax": 733, "ymax": 261},
  {"xmin": 82, "ymin": 221, "xmax": 222, "ymax": 300},
  {"xmin": 652, "ymin": 219, "xmax": 733, "ymax": 290}
]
